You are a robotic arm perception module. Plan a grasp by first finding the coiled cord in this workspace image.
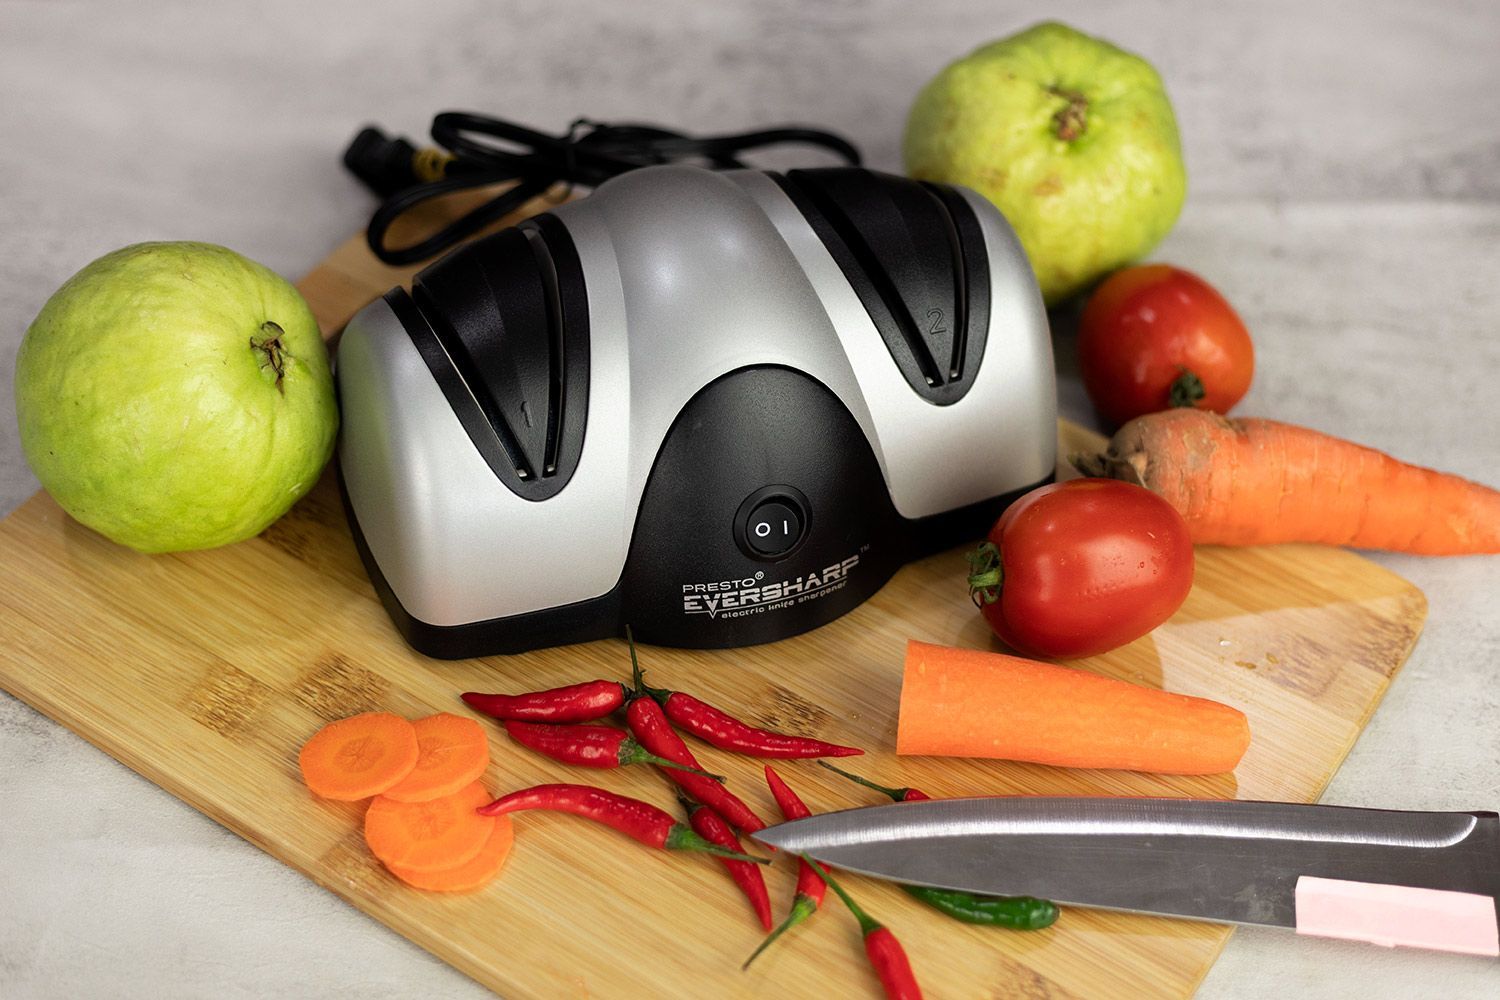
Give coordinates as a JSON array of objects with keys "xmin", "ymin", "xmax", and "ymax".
[{"xmin": 344, "ymin": 112, "xmax": 863, "ymax": 265}]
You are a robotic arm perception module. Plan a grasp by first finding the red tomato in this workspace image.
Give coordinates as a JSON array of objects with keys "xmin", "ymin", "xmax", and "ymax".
[
  {"xmin": 1078, "ymin": 264, "xmax": 1254, "ymax": 427},
  {"xmin": 968, "ymin": 479, "xmax": 1194, "ymax": 659}
]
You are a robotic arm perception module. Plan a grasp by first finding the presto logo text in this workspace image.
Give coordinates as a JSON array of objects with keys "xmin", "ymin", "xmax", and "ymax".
[{"xmin": 681, "ymin": 555, "xmax": 861, "ymax": 620}]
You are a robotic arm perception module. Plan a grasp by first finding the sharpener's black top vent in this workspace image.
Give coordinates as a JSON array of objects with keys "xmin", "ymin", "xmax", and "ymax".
[
  {"xmin": 774, "ymin": 168, "xmax": 992, "ymax": 405},
  {"xmin": 391, "ymin": 213, "xmax": 590, "ymax": 501}
]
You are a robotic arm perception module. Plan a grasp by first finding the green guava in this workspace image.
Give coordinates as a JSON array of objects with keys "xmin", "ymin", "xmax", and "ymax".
[
  {"xmin": 904, "ymin": 22, "xmax": 1187, "ymax": 305},
  {"xmin": 14, "ymin": 242, "xmax": 338, "ymax": 553}
]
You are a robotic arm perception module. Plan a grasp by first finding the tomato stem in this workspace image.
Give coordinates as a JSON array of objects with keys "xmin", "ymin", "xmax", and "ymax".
[
  {"xmin": 966, "ymin": 542, "xmax": 1003, "ymax": 607},
  {"xmin": 1168, "ymin": 367, "xmax": 1206, "ymax": 409}
]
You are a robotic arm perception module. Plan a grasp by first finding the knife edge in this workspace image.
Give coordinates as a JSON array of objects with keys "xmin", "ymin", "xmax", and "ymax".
[{"xmin": 754, "ymin": 797, "xmax": 1489, "ymax": 853}]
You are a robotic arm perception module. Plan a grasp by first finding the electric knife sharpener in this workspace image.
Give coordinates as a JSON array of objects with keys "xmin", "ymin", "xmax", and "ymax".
[{"xmin": 336, "ymin": 165, "xmax": 1056, "ymax": 657}]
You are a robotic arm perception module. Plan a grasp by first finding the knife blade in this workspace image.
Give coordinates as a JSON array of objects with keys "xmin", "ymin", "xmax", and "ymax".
[{"xmin": 754, "ymin": 797, "xmax": 1500, "ymax": 957}]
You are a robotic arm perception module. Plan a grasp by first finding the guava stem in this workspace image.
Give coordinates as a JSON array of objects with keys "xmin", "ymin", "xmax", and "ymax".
[
  {"xmin": 251, "ymin": 321, "xmax": 287, "ymax": 394},
  {"xmin": 1048, "ymin": 86, "xmax": 1089, "ymax": 142}
]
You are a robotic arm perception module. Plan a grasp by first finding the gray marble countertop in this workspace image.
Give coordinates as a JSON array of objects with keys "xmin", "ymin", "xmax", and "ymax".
[{"xmin": 1, "ymin": 2, "xmax": 1496, "ymax": 997}]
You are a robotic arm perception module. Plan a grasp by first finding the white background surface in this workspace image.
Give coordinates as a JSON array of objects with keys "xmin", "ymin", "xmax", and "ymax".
[{"xmin": 1, "ymin": 1, "xmax": 1497, "ymax": 996}]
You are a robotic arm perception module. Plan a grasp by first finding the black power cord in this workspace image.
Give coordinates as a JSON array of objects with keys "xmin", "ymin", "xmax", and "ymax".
[{"xmin": 343, "ymin": 112, "xmax": 863, "ymax": 265}]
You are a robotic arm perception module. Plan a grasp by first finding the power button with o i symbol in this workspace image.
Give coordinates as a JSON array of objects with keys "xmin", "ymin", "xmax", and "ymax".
[{"xmin": 733, "ymin": 485, "xmax": 810, "ymax": 561}]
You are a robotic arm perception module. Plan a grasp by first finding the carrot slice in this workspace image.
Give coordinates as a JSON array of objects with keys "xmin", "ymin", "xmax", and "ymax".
[
  {"xmin": 381, "ymin": 713, "xmax": 490, "ymax": 803},
  {"xmin": 298, "ymin": 712, "xmax": 419, "ymax": 801},
  {"xmin": 364, "ymin": 781, "xmax": 495, "ymax": 872},
  {"xmin": 385, "ymin": 814, "xmax": 515, "ymax": 892},
  {"xmin": 897, "ymin": 640, "xmax": 1250, "ymax": 775}
]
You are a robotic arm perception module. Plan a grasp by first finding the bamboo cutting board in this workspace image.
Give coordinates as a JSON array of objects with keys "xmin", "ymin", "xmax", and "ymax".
[{"xmin": 0, "ymin": 191, "xmax": 1429, "ymax": 999}]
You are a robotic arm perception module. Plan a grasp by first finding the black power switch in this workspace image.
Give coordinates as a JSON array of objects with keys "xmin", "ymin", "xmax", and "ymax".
[
  {"xmin": 746, "ymin": 501, "xmax": 802, "ymax": 556},
  {"xmin": 734, "ymin": 486, "xmax": 810, "ymax": 561}
]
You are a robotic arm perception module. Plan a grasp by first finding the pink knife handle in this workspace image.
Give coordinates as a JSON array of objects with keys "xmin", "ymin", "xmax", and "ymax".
[{"xmin": 1294, "ymin": 876, "xmax": 1499, "ymax": 957}]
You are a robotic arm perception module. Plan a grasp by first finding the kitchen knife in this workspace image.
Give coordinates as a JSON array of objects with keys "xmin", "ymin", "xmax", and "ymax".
[{"xmin": 754, "ymin": 797, "xmax": 1500, "ymax": 957}]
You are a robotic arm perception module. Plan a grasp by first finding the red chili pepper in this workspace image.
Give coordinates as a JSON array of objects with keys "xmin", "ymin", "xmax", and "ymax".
[
  {"xmin": 860, "ymin": 926, "xmax": 923, "ymax": 1000},
  {"xmin": 743, "ymin": 766, "xmax": 827, "ymax": 970},
  {"xmin": 808, "ymin": 859, "xmax": 924, "ymax": 1000},
  {"xmin": 818, "ymin": 760, "xmax": 930, "ymax": 801},
  {"xmin": 625, "ymin": 642, "xmax": 861, "ymax": 759},
  {"xmin": 503, "ymin": 721, "xmax": 723, "ymax": 780},
  {"xmin": 477, "ymin": 783, "xmax": 769, "ymax": 864},
  {"xmin": 660, "ymin": 691, "xmax": 865, "ymax": 759},
  {"xmin": 678, "ymin": 791, "xmax": 773, "ymax": 932},
  {"xmin": 625, "ymin": 696, "xmax": 766, "ymax": 833},
  {"xmin": 460, "ymin": 680, "xmax": 626, "ymax": 723},
  {"xmin": 763, "ymin": 767, "xmax": 827, "ymax": 904}
]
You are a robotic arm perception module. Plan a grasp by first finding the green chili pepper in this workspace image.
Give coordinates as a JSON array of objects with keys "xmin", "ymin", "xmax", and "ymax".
[
  {"xmin": 817, "ymin": 762, "xmax": 1062, "ymax": 930},
  {"xmin": 901, "ymin": 884, "xmax": 1058, "ymax": 930}
]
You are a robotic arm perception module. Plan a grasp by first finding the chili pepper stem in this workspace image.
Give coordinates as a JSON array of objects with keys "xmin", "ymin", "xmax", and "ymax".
[
  {"xmin": 666, "ymin": 825, "xmax": 772, "ymax": 864},
  {"xmin": 742, "ymin": 892, "xmax": 819, "ymax": 970},
  {"xmin": 623, "ymin": 624, "xmax": 671, "ymax": 703},
  {"xmin": 817, "ymin": 760, "xmax": 910, "ymax": 802},
  {"xmin": 803, "ymin": 857, "xmax": 881, "ymax": 936},
  {"xmin": 625, "ymin": 623, "xmax": 642, "ymax": 688},
  {"xmin": 619, "ymin": 737, "xmax": 724, "ymax": 780}
]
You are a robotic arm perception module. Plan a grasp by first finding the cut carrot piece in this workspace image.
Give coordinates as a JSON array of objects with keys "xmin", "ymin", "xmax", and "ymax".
[
  {"xmin": 897, "ymin": 640, "xmax": 1250, "ymax": 775},
  {"xmin": 381, "ymin": 713, "xmax": 490, "ymax": 803},
  {"xmin": 298, "ymin": 712, "xmax": 419, "ymax": 801},
  {"xmin": 364, "ymin": 781, "xmax": 495, "ymax": 872},
  {"xmin": 385, "ymin": 814, "xmax": 515, "ymax": 892}
]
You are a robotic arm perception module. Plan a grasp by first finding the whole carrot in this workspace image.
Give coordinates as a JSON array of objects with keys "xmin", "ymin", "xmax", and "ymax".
[
  {"xmin": 806, "ymin": 859, "xmax": 923, "ymax": 1000},
  {"xmin": 743, "ymin": 766, "xmax": 827, "ymax": 969},
  {"xmin": 1075, "ymin": 408, "xmax": 1500, "ymax": 554},
  {"xmin": 502, "ymin": 721, "xmax": 722, "ymax": 779},
  {"xmin": 476, "ymin": 784, "xmax": 768, "ymax": 864},
  {"xmin": 625, "ymin": 695, "xmax": 766, "ymax": 833},
  {"xmin": 678, "ymin": 792, "xmax": 773, "ymax": 932}
]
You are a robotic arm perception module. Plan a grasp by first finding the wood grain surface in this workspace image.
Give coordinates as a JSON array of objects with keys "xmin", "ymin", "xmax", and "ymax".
[{"xmin": 0, "ymin": 190, "xmax": 1428, "ymax": 999}]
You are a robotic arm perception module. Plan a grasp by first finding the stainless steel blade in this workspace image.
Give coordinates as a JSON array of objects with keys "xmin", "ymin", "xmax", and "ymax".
[{"xmin": 754, "ymin": 797, "xmax": 1500, "ymax": 928}]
